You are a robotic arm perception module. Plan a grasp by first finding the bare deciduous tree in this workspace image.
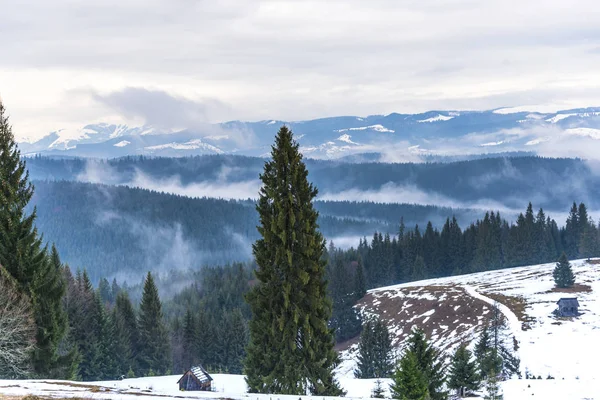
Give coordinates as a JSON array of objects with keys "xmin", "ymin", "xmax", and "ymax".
[{"xmin": 0, "ymin": 273, "xmax": 36, "ymax": 378}]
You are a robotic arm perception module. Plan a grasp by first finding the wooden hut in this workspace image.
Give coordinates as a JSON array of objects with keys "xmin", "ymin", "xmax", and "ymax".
[
  {"xmin": 177, "ymin": 365, "xmax": 213, "ymax": 391},
  {"xmin": 556, "ymin": 297, "xmax": 579, "ymax": 317}
]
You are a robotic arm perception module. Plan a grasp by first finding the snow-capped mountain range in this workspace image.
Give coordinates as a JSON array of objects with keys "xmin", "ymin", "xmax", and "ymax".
[{"xmin": 18, "ymin": 107, "xmax": 600, "ymax": 159}]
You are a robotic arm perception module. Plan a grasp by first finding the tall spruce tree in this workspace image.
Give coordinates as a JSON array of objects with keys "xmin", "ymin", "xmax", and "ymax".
[
  {"xmin": 245, "ymin": 126, "xmax": 343, "ymax": 396},
  {"xmin": 448, "ymin": 345, "xmax": 480, "ymax": 398},
  {"xmin": 0, "ymin": 102, "xmax": 67, "ymax": 377},
  {"xmin": 553, "ymin": 252, "xmax": 575, "ymax": 288},
  {"xmin": 138, "ymin": 272, "xmax": 170, "ymax": 376}
]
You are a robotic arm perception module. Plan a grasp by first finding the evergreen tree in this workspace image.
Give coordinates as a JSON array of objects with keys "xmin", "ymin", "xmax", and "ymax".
[
  {"xmin": 372, "ymin": 379, "xmax": 386, "ymax": 399},
  {"xmin": 181, "ymin": 309, "xmax": 197, "ymax": 370},
  {"xmin": 390, "ymin": 352, "xmax": 430, "ymax": 400},
  {"xmin": 0, "ymin": 102, "xmax": 67, "ymax": 377},
  {"xmin": 579, "ymin": 220, "xmax": 599, "ymax": 260},
  {"xmin": 564, "ymin": 203, "xmax": 580, "ymax": 258},
  {"xmin": 138, "ymin": 272, "xmax": 171, "ymax": 376},
  {"xmin": 114, "ymin": 291, "xmax": 139, "ymax": 374},
  {"xmin": 448, "ymin": 345, "xmax": 480, "ymax": 398},
  {"xmin": 245, "ymin": 126, "xmax": 343, "ymax": 396},
  {"xmin": 404, "ymin": 329, "xmax": 446, "ymax": 400},
  {"xmin": 355, "ymin": 318, "xmax": 393, "ymax": 379},
  {"xmin": 553, "ymin": 252, "xmax": 575, "ymax": 288},
  {"xmin": 483, "ymin": 372, "xmax": 503, "ymax": 400},
  {"xmin": 355, "ymin": 255, "xmax": 367, "ymax": 299}
]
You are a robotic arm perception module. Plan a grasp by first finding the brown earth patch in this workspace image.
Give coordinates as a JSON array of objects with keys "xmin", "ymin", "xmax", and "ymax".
[
  {"xmin": 483, "ymin": 292, "xmax": 534, "ymax": 330},
  {"xmin": 587, "ymin": 259, "xmax": 600, "ymax": 265},
  {"xmin": 545, "ymin": 283, "xmax": 592, "ymax": 294},
  {"xmin": 334, "ymin": 335, "xmax": 360, "ymax": 352},
  {"xmin": 356, "ymin": 285, "xmax": 491, "ymax": 352}
]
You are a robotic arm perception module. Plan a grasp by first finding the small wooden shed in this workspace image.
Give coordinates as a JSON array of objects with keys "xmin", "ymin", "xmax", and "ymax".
[
  {"xmin": 556, "ymin": 297, "xmax": 579, "ymax": 317},
  {"xmin": 177, "ymin": 365, "xmax": 213, "ymax": 391}
]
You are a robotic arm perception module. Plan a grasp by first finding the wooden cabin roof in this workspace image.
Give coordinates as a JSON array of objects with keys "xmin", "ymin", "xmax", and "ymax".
[
  {"xmin": 557, "ymin": 298, "xmax": 579, "ymax": 307},
  {"xmin": 177, "ymin": 365, "xmax": 213, "ymax": 384}
]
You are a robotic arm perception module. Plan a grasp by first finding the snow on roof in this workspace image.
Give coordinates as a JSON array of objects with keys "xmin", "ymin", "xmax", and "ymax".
[{"xmin": 178, "ymin": 365, "xmax": 213, "ymax": 384}]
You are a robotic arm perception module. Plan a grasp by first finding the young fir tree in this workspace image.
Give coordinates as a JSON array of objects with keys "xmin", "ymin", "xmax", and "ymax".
[
  {"xmin": 447, "ymin": 345, "xmax": 480, "ymax": 398},
  {"xmin": 404, "ymin": 329, "xmax": 446, "ymax": 400},
  {"xmin": 390, "ymin": 351, "xmax": 430, "ymax": 400},
  {"xmin": 138, "ymin": 272, "xmax": 171, "ymax": 376},
  {"xmin": 244, "ymin": 126, "xmax": 343, "ymax": 396},
  {"xmin": 0, "ymin": 102, "xmax": 68, "ymax": 377},
  {"xmin": 553, "ymin": 252, "xmax": 575, "ymax": 288},
  {"xmin": 372, "ymin": 379, "xmax": 386, "ymax": 398},
  {"xmin": 483, "ymin": 371, "xmax": 503, "ymax": 400},
  {"xmin": 355, "ymin": 318, "xmax": 394, "ymax": 378}
]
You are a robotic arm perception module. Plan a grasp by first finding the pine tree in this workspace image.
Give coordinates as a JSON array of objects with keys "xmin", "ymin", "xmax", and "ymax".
[
  {"xmin": 0, "ymin": 102, "xmax": 67, "ymax": 377},
  {"xmin": 483, "ymin": 371, "xmax": 503, "ymax": 400},
  {"xmin": 404, "ymin": 329, "xmax": 446, "ymax": 400},
  {"xmin": 138, "ymin": 272, "xmax": 170, "ymax": 376},
  {"xmin": 553, "ymin": 252, "xmax": 575, "ymax": 288},
  {"xmin": 372, "ymin": 379, "xmax": 385, "ymax": 398},
  {"xmin": 448, "ymin": 345, "xmax": 480, "ymax": 398},
  {"xmin": 181, "ymin": 309, "xmax": 197, "ymax": 370},
  {"xmin": 355, "ymin": 318, "xmax": 393, "ymax": 379},
  {"xmin": 390, "ymin": 352, "xmax": 430, "ymax": 400},
  {"xmin": 355, "ymin": 255, "xmax": 367, "ymax": 299},
  {"xmin": 114, "ymin": 291, "xmax": 139, "ymax": 374},
  {"xmin": 245, "ymin": 126, "xmax": 343, "ymax": 396}
]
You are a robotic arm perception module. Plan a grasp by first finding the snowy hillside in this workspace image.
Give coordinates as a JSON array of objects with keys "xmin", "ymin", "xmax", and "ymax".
[
  {"xmin": 1, "ymin": 260, "xmax": 599, "ymax": 400},
  {"xmin": 17, "ymin": 107, "xmax": 600, "ymax": 159}
]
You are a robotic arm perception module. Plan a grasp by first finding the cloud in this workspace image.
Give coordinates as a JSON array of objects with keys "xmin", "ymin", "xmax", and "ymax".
[
  {"xmin": 3, "ymin": 0, "xmax": 600, "ymax": 141},
  {"xmin": 129, "ymin": 170, "xmax": 261, "ymax": 200},
  {"xmin": 76, "ymin": 158, "xmax": 261, "ymax": 200}
]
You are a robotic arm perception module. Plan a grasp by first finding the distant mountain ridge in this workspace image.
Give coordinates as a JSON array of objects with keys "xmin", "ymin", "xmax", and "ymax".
[{"xmin": 18, "ymin": 107, "xmax": 600, "ymax": 159}]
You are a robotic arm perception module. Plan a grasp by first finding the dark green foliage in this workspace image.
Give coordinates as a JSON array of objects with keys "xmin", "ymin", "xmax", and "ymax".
[
  {"xmin": 553, "ymin": 252, "xmax": 575, "ymax": 288},
  {"xmin": 355, "ymin": 255, "xmax": 367, "ymax": 298},
  {"xmin": 355, "ymin": 318, "xmax": 394, "ymax": 379},
  {"xmin": 245, "ymin": 127, "xmax": 343, "ymax": 396},
  {"xmin": 214, "ymin": 309, "xmax": 247, "ymax": 374},
  {"xmin": 403, "ymin": 329, "xmax": 447, "ymax": 400},
  {"xmin": 448, "ymin": 345, "xmax": 480, "ymax": 398},
  {"xmin": 0, "ymin": 103, "xmax": 68, "ymax": 377},
  {"xmin": 390, "ymin": 351, "xmax": 430, "ymax": 400},
  {"xmin": 328, "ymin": 254, "xmax": 363, "ymax": 342},
  {"xmin": 138, "ymin": 273, "xmax": 171, "ymax": 376}
]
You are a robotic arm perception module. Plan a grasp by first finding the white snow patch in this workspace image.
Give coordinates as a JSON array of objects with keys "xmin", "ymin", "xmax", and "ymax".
[
  {"xmin": 144, "ymin": 139, "xmax": 223, "ymax": 153},
  {"xmin": 337, "ymin": 134, "xmax": 358, "ymax": 145},
  {"xmin": 336, "ymin": 124, "xmax": 395, "ymax": 133},
  {"xmin": 417, "ymin": 114, "xmax": 454, "ymax": 123},
  {"xmin": 480, "ymin": 140, "xmax": 505, "ymax": 147},
  {"xmin": 113, "ymin": 140, "xmax": 131, "ymax": 147},
  {"xmin": 546, "ymin": 113, "xmax": 576, "ymax": 123}
]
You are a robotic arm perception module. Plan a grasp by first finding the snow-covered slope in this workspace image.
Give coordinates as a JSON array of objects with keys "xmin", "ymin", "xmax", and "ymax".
[
  {"xmin": 342, "ymin": 259, "xmax": 600, "ymax": 379},
  {"xmin": 1, "ymin": 260, "xmax": 599, "ymax": 399}
]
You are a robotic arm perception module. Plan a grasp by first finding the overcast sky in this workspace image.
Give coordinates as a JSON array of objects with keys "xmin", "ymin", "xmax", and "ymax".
[{"xmin": 1, "ymin": 0, "xmax": 600, "ymax": 140}]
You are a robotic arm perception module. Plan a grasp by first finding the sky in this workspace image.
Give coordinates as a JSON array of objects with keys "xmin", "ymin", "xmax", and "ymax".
[{"xmin": 1, "ymin": 0, "xmax": 600, "ymax": 141}]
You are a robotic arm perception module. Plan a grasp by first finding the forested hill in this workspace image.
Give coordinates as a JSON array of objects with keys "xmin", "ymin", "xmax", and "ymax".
[
  {"xmin": 29, "ymin": 180, "xmax": 476, "ymax": 282},
  {"xmin": 26, "ymin": 155, "xmax": 600, "ymax": 211}
]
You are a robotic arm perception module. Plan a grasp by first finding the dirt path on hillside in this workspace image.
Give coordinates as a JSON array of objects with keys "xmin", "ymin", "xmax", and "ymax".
[{"xmin": 463, "ymin": 285, "xmax": 525, "ymax": 376}]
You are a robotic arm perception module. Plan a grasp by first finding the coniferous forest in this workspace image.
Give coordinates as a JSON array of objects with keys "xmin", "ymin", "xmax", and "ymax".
[{"xmin": 3, "ymin": 99, "xmax": 600, "ymax": 396}]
